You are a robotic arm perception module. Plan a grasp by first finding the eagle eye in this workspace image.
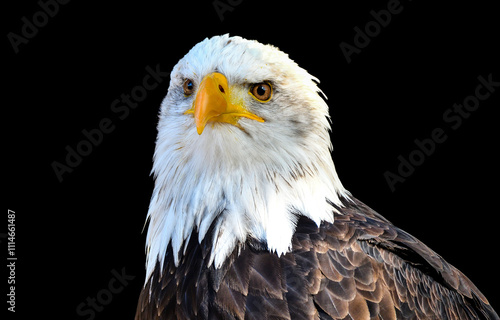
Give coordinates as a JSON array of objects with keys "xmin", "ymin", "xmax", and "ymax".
[
  {"xmin": 249, "ymin": 82, "xmax": 272, "ymax": 102},
  {"xmin": 183, "ymin": 79, "xmax": 195, "ymax": 96}
]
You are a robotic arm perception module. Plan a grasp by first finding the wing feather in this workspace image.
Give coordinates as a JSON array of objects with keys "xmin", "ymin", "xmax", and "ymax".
[{"xmin": 135, "ymin": 196, "xmax": 498, "ymax": 320}]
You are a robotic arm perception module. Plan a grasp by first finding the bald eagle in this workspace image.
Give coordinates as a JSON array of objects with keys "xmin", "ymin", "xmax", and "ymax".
[{"xmin": 135, "ymin": 35, "xmax": 498, "ymax": 320}]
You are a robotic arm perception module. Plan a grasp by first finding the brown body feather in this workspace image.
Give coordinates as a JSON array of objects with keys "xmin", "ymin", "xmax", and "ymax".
[{"xmin": 135, "ymin": 197, "xmax": 498, "ymax": 320}]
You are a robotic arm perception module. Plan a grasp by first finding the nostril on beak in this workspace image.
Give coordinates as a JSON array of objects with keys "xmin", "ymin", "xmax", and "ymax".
[{"xmin": 218, "ymin": 85, "xmax": 225, "ymax": 93}]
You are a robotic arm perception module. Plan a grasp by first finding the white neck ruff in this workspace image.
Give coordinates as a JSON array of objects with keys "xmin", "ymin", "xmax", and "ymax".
[{"xmin": 144, "ymin": 117, "xmax": 349, "ymax": 283}]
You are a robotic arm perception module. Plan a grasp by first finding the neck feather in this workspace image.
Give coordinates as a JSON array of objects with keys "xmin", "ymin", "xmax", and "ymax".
[{"xmin": 144, "ymin": 123, "xmax": 349, "ymax": 283}]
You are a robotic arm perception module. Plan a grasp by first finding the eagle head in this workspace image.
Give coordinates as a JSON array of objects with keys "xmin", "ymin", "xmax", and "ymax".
[{"xmin": 144, "ymin": 34, "xmax": 349, "ymax": 282}]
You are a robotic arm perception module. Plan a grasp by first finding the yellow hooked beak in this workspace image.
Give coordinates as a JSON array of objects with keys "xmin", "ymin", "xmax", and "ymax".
[{"xmin": 184, "ymin": 72, "xmax": 264, "ymax": 135}]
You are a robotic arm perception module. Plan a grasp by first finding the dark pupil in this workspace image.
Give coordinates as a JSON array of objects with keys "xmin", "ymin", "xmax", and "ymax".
[
  {"xmin": 256, "ymin": 85, "xmax": 266, "ymax": 96},
  {"xmin": 187, "ymin": 81, "xmax": 193, "ymax": 90}
]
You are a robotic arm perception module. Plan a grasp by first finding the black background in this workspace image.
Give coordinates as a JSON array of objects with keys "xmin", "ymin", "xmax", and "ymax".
[{"xmin": 5, "ymin": 0, "xmax": 499, "ymax": 318}]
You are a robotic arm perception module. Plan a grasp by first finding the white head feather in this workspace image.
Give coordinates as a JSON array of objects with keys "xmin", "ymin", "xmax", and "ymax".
[{"xmin": 144, "ymin": 34, "xmax": 350, "ymax": 283}]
